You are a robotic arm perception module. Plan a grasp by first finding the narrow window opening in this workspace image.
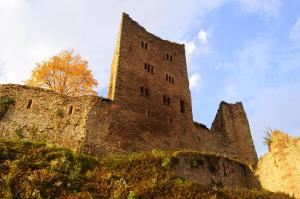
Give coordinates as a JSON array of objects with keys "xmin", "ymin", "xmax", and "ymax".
[
  {"xmin": 170, "ymin": 118, "xmax": 173, "ymax": 123},
  {"xmin": 170, "ymin": 56, "xmax": 173, "ymax": 62},
  {"xmin": 144, "ymin": 63, "xmax": 147, "ymax": 70},
  {"xmin": 147, "ymin": 64, "xmax": 150, "ymax": 72},
  {"xmin": 167, "ymin": 97, "xmax": 170, "ymax": 105},
  {"xmin": 166, "ymin": 53, "xmax": 169, "ymax": 60},
  {"xmin": 145, "ymin": 88, "xmax": 149, "ymax": 96},
  {"xmin": 140, "ymin": 86, "xmax": 144, "ymax": 94},
  {"xmin": 26, "ymin": 99, "xmax": 32, "ymax": 109},
  {"xmin": 146, "ymin": 109, "xmax": 150, "ymax": 117},
  {"xmin": 141, "ymin": 41, "xmax": 144, "ymax": 48},
  {"xmin": 145, "ymin": 43, "xmax": 148, "ymax": 49},
  {"xmin": 163, "ymin": 95, "xmax": 166, "ymax": 103},
  {"xmin": 166, "ymin": 74, "xmax": 168, "ymax": 81},
  {"xmin": 68, "ymin": 106, "xmax": 73, "ymax": 115},
  {"xmin": 168, "ymin": 75, "xmax": 172, "ymax": 82},
  {"xmin": 180, "ymin": 100, "xmax": 185, "ymax": 113}
]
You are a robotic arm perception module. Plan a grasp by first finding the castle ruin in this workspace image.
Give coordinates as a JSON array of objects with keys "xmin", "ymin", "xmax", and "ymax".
[{"xmin": 0, "ymin": 13, "xmax": 258, "ymax": 167}]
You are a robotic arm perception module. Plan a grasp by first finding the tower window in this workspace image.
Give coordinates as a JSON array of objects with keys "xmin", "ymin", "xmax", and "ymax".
[
  {"xmin": 166, "ymin": 53, "xmax": 169, "ymax": 60},
  {"xmin": 146, "ymin": 109, "xmax": 150, "ymax": 117},
  {"xmin": 145, "ymin": 88, "xmax": 149, "ymax": 96},
  {"xmin": 167, "ymin": 97, "xmax": 170, "ymax": 105},
  {"xmin": 168, "ymin": 75, "xmax": 171, "ymax": 82},
  {"xmin": 170, "ymin": 118, "xmax": 173, "ymax": 123},
  {"xmin": 26, "ymin": 99, "xmax": 32, "ymax": 109},
  {"xmin": 140, "ymin": 86, "xmax": 149, "ymax": 96},
  {"xmin": 141, "ymin": 41, "xmax": 148, "ymax": 49},
  {"xmin": 163, "ymin": 95, "xmax": 171, "ymax": 105},
  {"xmin": 144, "ymin": 63, "xmax": 154, "ymax": 74},
  {"xmin": 144, "ymin": 63, "xmax": 147, "ymax": 70},
  {"xmin": 68, "ymin": 106, "xmax": 73, "ymax": 115},
  {"xmin": 166, "ymin": 74, "xmax": 168, "ymax": 81},
  {"xmin": 170, "ymin": 55, "xmax": 173, "ymax": 62},
  {"xmin": 180, "ymin": 100, "xmax": 185, "ymax": 113}
]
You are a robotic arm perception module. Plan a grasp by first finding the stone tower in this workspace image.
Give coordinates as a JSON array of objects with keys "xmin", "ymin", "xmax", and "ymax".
[
  {"xmin": 211, "ymin": 102, "xmax": 258, "ymax": 166},
  {"xmin": 108, "ymin": 13, "xmax": 193, "ymax": 129}
]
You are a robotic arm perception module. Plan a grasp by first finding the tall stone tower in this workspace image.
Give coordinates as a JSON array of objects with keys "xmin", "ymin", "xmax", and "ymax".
[{"xmin": 108, "ymin": 13, "xmax": 193, "ymax": 129}]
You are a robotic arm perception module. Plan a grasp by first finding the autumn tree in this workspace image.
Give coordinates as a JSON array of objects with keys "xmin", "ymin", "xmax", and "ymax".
[{"xmin": 26, "ymin": 49, "xmax": 98, "ymax": 96}]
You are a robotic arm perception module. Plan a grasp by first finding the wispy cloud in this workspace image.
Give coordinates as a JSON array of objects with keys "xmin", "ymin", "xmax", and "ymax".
[
  {"xmin": 239, "ymin": 0, "xmax": 282, "ymax": 17},
  {"xmin": 198, "ymin": 30, "xmax": 209, "ymax": 44},
  {"xmin": 189, "ymin": 73, "xmax": 202, "ymax": 90},
  {"xmin": 289, "ymin": 18, "xmax": 300, "ymax": 45},
  {"xmin": 184, "ymin": 41, "xmax": 197, "ymax": 55}
]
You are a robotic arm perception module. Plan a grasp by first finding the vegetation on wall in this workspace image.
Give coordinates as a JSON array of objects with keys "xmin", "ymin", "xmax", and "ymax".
[
  {"xmin": 0, "ymin": 139, "xmax": 292, "ymax": 199},
  {"xmin": 0, "ymin": 97, "xmax": 14, "ymax": 120},
  {"xmin": 263, "ymin": 127, "xmax": 274, "ymax": 149}
]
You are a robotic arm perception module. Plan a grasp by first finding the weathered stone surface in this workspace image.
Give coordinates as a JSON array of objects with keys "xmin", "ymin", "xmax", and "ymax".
[{"xmin": 256, "ymin": 131, "xmax": 300, "ymax": 198}]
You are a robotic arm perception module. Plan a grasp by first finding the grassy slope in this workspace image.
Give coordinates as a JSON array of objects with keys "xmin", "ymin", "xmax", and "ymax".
[{"xmin": 0, "ymin": 139, "xmax": 292, "ymax": 199}]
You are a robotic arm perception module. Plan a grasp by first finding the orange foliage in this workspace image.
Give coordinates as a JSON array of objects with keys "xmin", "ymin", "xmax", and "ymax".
[{"xmin": 26, "ymin": 49, "xmax": 98, "ymax": 96}]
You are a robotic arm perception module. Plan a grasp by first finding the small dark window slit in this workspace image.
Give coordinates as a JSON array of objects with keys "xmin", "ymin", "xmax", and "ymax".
[
  {"xmin": 68, "ymin": 106, "xmax": 73, "ymax": 115},
  {"xmin": 26, "ymin": 99, "xmax": 32, "ymax": 109}
]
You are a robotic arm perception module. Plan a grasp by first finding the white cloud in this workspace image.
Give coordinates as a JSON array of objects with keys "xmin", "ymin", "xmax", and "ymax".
[
  {"xmin": 198, "ymin": 30, "xmax": 208, "ymax": 44},
  {"xmin": 239, "ymin": 0, "xmax": 282, "ymax": 17},
  {"xmin": 189, "ymin": 73, "xmax": 202, "ymax": 90},
  {"xmin": 184, "ymin": 41, "xmax": 197, "ymax": 55},
  {"xmin": 289, "ymin": 18, "xmax": 300, "ymax": 45}
]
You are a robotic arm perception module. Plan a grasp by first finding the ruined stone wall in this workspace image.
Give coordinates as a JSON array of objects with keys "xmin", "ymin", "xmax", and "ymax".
[
  {"xmin": 256, "ymin": 131, "xmax": 300, "ymax": 198},
  {"xmin": 211, "ymin": 101, "xmax": 258, "ymax": 167},
  {"xmin": 174, "ymin": 152, "xmax": 261, "ymax": 189},
  {"xmin": 0, "ymin": 84, "xmax": 111, "ymax": 152},
  {"xmin": 108, "ymin": 13, "xmax": 193, "ymax": 133}
]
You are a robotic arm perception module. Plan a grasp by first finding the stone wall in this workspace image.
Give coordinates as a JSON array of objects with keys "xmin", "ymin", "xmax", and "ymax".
[
  {"xmin": 174, "ymin": 152, "xmax": 261, "ymax": 189},
  {"xmin": 0, "ymin": 84, "xmax": 111, "ymax": 153},
  {"xmin": 256, "ymin": 131, "xmax": 300, "ymax": 198}
]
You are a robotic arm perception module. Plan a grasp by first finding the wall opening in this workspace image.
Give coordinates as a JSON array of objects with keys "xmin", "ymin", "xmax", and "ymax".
[
  {"xmin": 145, "ymin": 43, "xmax": 148, "ymax": 49},
  {"xmin": 180, "ymin": 100, "xmax": 185, "ymax": 113},
  {"xmin": 140, "ymin": 86, "xmax": 144, "ymax": 94},
  {"xmin": 170, "ymin": 55, "xmax": 173, "ymax": 62},
  {"xmin": 26, "ymin": 99, "xmax": 33, "ymax": 109},
  {"xmin": 146, "ymin": 109, "xmax": 150, "ymax": 117},
  {"xmin": 166, "ymin": 53, "xmax": 169, "ymax": 60},
  {"xmin": 68, "ymin": 106, "xmax": 73, "ymax": 115},
  {"xmin": 170, "ymin": 118, "xmax": 173, "ymax": 123}
]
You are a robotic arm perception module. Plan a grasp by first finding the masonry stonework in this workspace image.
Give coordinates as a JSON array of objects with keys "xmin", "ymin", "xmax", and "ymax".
[
  {"xmin": 0, "ymin": 13, "xmax": 258, "ymax": 170},
  {"xmin": 256, "ymin": 131, "xmax": 300, "ymax": 198}
]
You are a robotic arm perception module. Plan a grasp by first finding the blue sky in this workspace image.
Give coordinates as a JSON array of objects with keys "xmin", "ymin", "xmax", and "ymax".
[{"xmin": 0, "ymin": 0, "xmax": 299, "ymax": 156}]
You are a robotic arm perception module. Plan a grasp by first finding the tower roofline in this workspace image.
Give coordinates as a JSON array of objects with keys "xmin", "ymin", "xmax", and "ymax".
[{"xmin": 121, "ymin": 12, "xmax": 185, "ymax": 48}]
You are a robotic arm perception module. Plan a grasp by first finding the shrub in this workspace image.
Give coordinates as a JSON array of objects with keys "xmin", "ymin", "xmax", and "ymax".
[{"xmin": 263, "ymin": 127, "xmax": 273, "ymax": 149}]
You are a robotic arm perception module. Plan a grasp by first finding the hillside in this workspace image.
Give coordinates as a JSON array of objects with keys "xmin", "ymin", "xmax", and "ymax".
[{"xmin": 0, "ymin": 139, "xmax": 292, "ymax": 199}]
